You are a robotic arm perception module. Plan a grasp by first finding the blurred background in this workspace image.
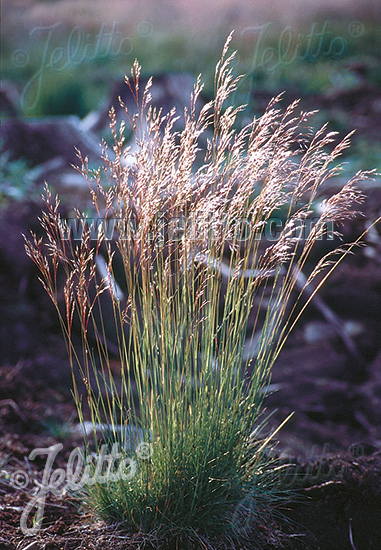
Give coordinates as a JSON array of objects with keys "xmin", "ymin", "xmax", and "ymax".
[
  {"xmin": 1, "ymin": 0, "xmax": 381, "ymax": 455},
  {"xmin": 2, "ymin": 0, "xmax": 381, "ymax": 175},
  {"xmin": 2, "ymin": 1, "xmax": 381, "ymax": 127}
]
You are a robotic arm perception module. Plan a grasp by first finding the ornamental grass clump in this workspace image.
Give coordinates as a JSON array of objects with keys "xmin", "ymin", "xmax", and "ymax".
[{"xmin": 25, "ymin": 35, "xmax": 372, "ymax": 547}]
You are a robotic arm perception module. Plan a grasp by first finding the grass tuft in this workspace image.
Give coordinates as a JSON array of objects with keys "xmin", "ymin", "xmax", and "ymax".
[{"xmin": 25, "ymin": 34, "xmax": 374, "ymax": 548}]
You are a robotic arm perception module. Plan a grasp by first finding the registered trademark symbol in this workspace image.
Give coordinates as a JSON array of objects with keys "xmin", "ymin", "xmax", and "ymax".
[
  {"xmin": 348, "ymin": 21, "xmax": 364, "ymax": 38},
  {"xmin": 137, "ymin": 21, "xmax": 153, "ymax": 38},
  {"xmin": 349, "ymin": 443, "xmax": 364, "ymax": 458},
  {"xmin": 136, "ymin": 442, "xmax": 153, "ymax": 460}
]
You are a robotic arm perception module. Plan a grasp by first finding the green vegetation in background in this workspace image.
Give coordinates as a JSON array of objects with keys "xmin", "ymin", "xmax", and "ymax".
[
  {"xmin": 0, "ymin": 156, "xmax": 33, "ymax": 205},
  {"xmin": 2, "ymin": 19, "xmax": 380, "ymax": 116},
  {"xmin": 2, "ymin": 19, "xmax": 380, "ymax": 173},
  {"xmin": 339, "ymin": 138, "xmax": 381, "ymax": 175}
]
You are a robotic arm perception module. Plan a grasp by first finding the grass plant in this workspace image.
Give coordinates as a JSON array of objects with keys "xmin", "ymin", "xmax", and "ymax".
[{"xmin": 25, "ymin": 35, "xmax": 374, "ymax": 548}]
